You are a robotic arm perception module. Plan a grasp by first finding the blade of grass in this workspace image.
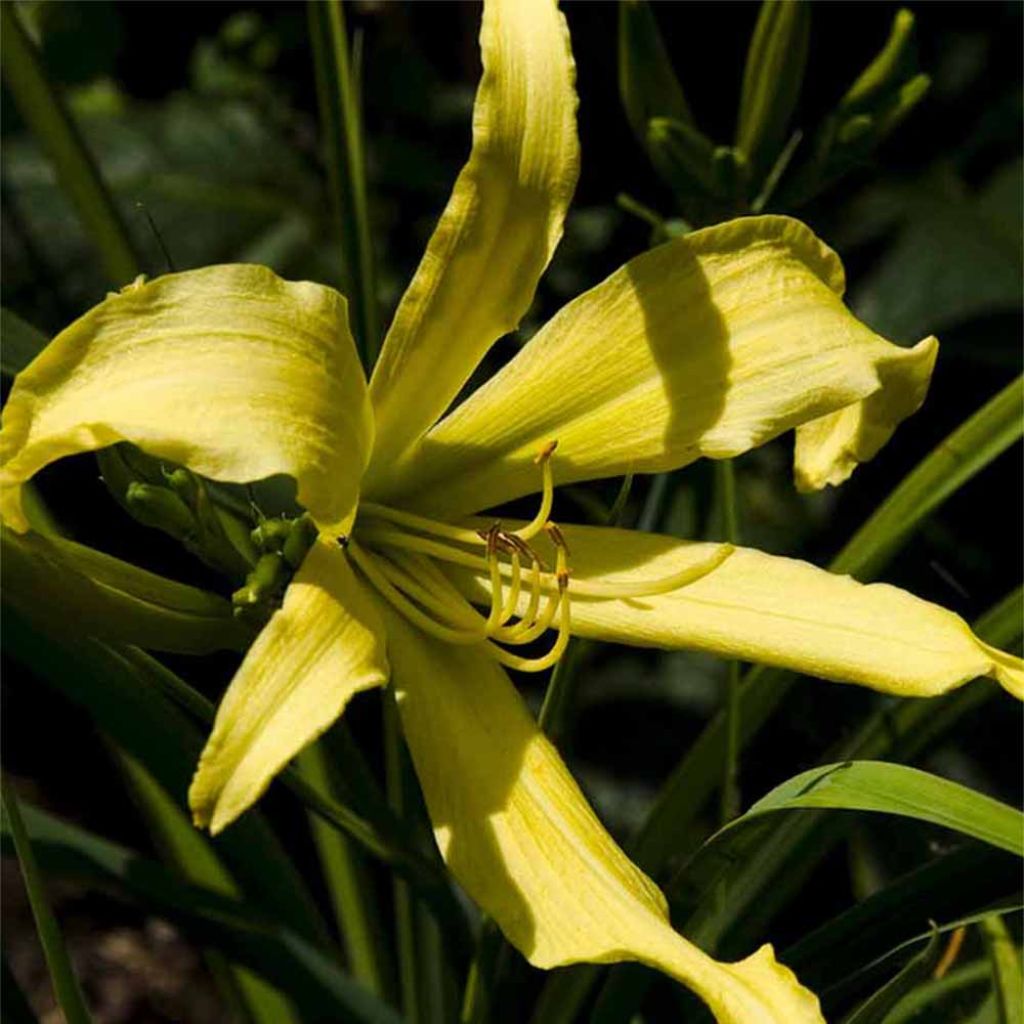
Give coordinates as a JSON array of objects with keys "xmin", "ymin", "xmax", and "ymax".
[
  {"xmin": 633, "ymin": 374, "xmax": 1024, "ymax": 876},
  {"xmin": 3, "ymin": 607, "xmax": 329, "ymax": 945},
  {"xmin": 588, "ymin": 588, "xmax": 1023, "ymax": 1021},
  {"xmin": 0, "ymin": 4, "xmax": 140, "ymax": 285},
  {"xmin": 980, "ymin": 915, "xmax": 1023, "ymax": 1024},
  {"xmin": 883, "ymin": 959, "xmax": 992, "ymax": 1024},
  {"xmin": 0, "ymin": 778, "xmax": 92, "ymax": 1024},
  {"xmin": 833, "ymin": 374, "xmax": 1023, "ymax": 578},
  {"xmin": 713, "ymin": 459, "xmax": 742, "ymax": 825},
  {"xmin": 0, "ymin": 800, "xmax": 405, "ymax": 1024},
  {"xmin": 307, "ymin": 0, "xmax": 379, "ymax": 366},
  {"xmin": 841, "ymin": 926, "xmax": 942, "ymax": 1024},
  {"xmin": 298, "ymin": 740, "xmax": 395, "ymax": 1003},
  {"xmin": 114, "ymin": 747, "xmax": 300, "ymax": 1024}
]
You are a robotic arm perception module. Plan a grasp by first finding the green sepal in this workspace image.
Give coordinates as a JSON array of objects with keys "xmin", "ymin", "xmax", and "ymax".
[
  {"xmin": 618, "ymin": 0, "xmax": 695, "ymax": 148},
  {"xmin": 735, "ymin": 0, "xmax": 810, "ymax": 184},
  {"xmin": 1, "ymin": 525, "xmax": 247, "ymax": 655}
]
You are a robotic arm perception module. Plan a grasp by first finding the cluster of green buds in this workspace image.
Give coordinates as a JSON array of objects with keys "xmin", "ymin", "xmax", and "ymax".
[
  {"xmin": 97, "ymin": 444, "xmax": 317, "ymax": 626},
  {"xmin": 232, "ymin": 512, "xmax": 318, "ymax": 626},
  {"xmin": 619, "ymin": 0, "xmax": 930, "ymax": 228}
]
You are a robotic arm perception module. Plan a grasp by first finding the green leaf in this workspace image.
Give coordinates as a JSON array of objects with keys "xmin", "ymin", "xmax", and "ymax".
[
  {"xmin": 618, "ymin": 0, "xmax": 694, "ymax": 144},
  {"xmin": 834, "ymin": 375, "xmax": 1023, "ymax": 578},
  {"xmin": 0, "ymin": 779, "xmax": 93, "ymax": 1024},
  {"xmin": 736, "ymin": 0, "xmax": 810, "ymax": 181},
  {"xmin": 786, "ymin": 845, "xmax": 1021, "ymax": 994},
  {"xmin": 2, "ymin": 527, "xmax": 249, "ymax": 655},
  {"xmin": 115, "ymin": 749, "xmax": 300, "ymax": 1024},
  {"xmin": 980, "ymin": 915, "xmax": 1023, "ymax": 1024},
  {"xmin": 307, "ymin": 0, "xmax": 378, "ymax": 365},
  {"xmin": 884, "ymin": 960, "xmax": 992, "ymax": 1024},
  {"xmin": 0, "ymin": 3, "xmax": 140, "ymax": 285},
  {"xmin": 1, "ymin": 307, "xmax": 47, "ymax": 376},
  {"xmin": 0, "ymin": 800, "xmax": 404, "ymax": 1024},
  {"xmin": 842, "ymin": 925, "xmax": 941, "ymax": 1024},
  {"xmin": 721, "ymin": 761, "xmax": 1023, "ymax": 856},
  {"xmin": 3, "ymin": 608, "xmax": 328, "ymax": 946}
]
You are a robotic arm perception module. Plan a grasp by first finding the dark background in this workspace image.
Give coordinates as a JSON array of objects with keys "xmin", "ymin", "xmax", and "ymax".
[{"xmin": 3, "ymin": 2, "xmax": 1021, "ymax": 1021}]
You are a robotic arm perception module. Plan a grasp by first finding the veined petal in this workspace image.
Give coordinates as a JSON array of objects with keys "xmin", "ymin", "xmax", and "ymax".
[
  {"xmin": 0, "ymin": 265, "xmax": 372, "ymax": 537},
  {"xmin": 381, "ymin": 605, "xmax": 822, "ymax": 1024},
  {"xmin": 2, "ymin": 526, "xmax": 247, "ymax": 655},
  {"xmin": 381, "ymin": 216, "xmax": 937, "ymax": 516},
  {"xmin": 190, "ymin": 540, "xmax": 388, "ymax": 834},
  {"xmin": 450, "ymin": 522, "xmax": 1023, "ymax": 699},
  {"xmin": 365, "ymin": 0, "xmax": 579, "ymax": 480}
]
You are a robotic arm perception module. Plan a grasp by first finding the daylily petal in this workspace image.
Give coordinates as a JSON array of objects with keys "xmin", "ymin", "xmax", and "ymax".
[
  {"xmin": 449, "ymin": 522, "xmax": 1023, "ymax": 699},
  {"xmin": 365, "ymin": 0, "xmax": 579, "ymax": 479},
  {"xmin": 381, "ymin": 604, "xmax": 823, "ymax": 1024},
  {"xmin": 380, "ymin": 216, "xmax": 937, "ymax": 517},
  {"xmin": 2, "ymin": 526, "xmax": 247, "ymax": 655},
  {"xmin": 190, "ymin": 539, "xmax": 388, "ymax": 834},
  {"xmin": 0, "ymin": 265, "xmax": 372, "ymax": 537}
]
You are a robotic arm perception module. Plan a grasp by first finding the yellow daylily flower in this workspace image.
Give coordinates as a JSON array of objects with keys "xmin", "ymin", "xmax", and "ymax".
[{"xmin": 1, "ymin": 1, "xmax": 1020, "ymax": 1021}]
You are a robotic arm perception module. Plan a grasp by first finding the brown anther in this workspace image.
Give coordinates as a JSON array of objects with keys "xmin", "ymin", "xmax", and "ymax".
[
  {"xmin": 544, "ymin": 521, "xmax": 569, "ymax": 553},
  {"xmin": 556, "ymin": 568, "xmax": 571, "ymax": 592},
  {"xmin": 502, "ymin": 532, "xmax": 546, "ymax": 569},
  {"xmin": 482, "ymin": 522, "xmax": 502, "ymax": 556},
  {"xmin": 533, "ymin": 439, "xmax": 558, "ymax": 465}
]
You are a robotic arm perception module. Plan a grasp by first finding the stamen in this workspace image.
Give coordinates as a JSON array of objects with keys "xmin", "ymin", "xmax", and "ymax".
[
  {"xmin": 484, "ymin": 524, "xmax": 506, "ymax": 633},
  {"xmin": 486, "ymin": 572, "xmax": 571, "ymax": 672},
  {"xmin": 499, "ymin": 550, "xmax": 522, "ymax": 625},
  {"xmin": 513, "ymin": 440, "xmax": 557, "ymax": 541},
  {"xmin": 348, "ymin": 541, "xmax": 484, "ymax": 646},
  {"xmin": 359, "ymin": 501, "xmax": 482, "ymax": 545}
]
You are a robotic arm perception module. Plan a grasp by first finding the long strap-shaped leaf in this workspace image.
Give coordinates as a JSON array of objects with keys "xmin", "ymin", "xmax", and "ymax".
[
  {"xmin": 0, "ymin": 800, "xmax": 404, "ymax": 1024},
  {"xmin": 704, "ymin": 761, "xmax": 1023, "ymax": 859},
  {"xmin": 0, "ymin": 779, "xmax": 93, "ymax": 1024},
  {"xmin": 632, "ymin": 373, "xmax": 1024, "ymax": 877},
  {"xmin": 0, "ymin": 4, "xmax": 140, "ymax": 285}
]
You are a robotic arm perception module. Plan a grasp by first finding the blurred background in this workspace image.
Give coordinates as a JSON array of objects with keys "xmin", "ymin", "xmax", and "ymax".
[{"xmin": 2, "ymin": 2, "xmax": 1021, "ymax": 1021}]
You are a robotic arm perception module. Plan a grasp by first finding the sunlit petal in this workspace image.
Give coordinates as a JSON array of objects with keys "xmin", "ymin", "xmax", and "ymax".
[
  {"xmin": 449, "ymin": 521, "xmax": 1023, "ymax": 699},
  {"xmin": 0, "ymin": 265, "xmax": 372, "ymax": 536},
  {"xmin": 190, "ymin": 540, "xmax": 388, "ymax": 834},
  {"xmin": 381, "ymin": 604, "xmax": 822, "ymax": 1023},
  {"xmin": 382, "ymin": 216, "xmax": 936, "ymax": 516},
  {"xmin": 365, "ymin": 0, "xmax": 579, "ymax": 479}
]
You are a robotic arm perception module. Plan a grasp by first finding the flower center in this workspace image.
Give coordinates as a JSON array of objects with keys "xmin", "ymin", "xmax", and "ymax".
[{"xmin": 349, "ymin": 442, "xmax": 726, "ymax": 673}]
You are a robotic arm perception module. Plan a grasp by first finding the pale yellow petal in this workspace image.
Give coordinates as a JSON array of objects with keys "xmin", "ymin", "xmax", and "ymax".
[
  {"xmin": 364, "ymin": 0, "xmax": 578, "ymax": 479},
  {"xmin": 190, "ymin": 540, "xmax": 388, "ymax": 834},
  {"xmin": 381, "ymin": 604, "xmax": 822, "ymax": 1024},
  {"xmin": 449, "ymin": 521, "xmax": 1023, "ymax": 699},
  {"xmin": 2, "ymin": 525, "xmax": 247, "ymax": 655},
  {"xmin": 0, "ymin": 265, "xmax": 372, "ymax": 537},
  {"xmin": 794, "ymin": 340, "xmax": 936, "ymax": 490},
  {"xmin": 378, "ymin": 216, "xmax": 936, "ymax": 516}
]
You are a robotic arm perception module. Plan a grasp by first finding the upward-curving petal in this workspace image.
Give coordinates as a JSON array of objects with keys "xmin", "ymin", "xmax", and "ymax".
[
  {"xmin": 0, "ymin": 265, "xmax": 372, "ymax": 537},
  {"xmin": 449, "ymin": 522, "xmax": 1024, "ymax": 699},
  {"xmin": 381, "ymin": 604, "xmax": 823, "ymax": 1024},
  {"xmin": 379, "ymin": 216, "xmax": 937, "ymax": 517},
  {"xmin": 364, "ymin": 0, "xmax": 579, "ymax": 481},
  {"xmin": 190, "ymin": 539, "xmax": 389, "ymax": 834}
]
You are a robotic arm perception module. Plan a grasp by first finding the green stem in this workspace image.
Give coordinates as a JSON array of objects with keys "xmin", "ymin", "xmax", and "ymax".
[
  {"xmin": 714, "ymin": 460, "xmax": 742, "ymax": 826},
  {"xmin": 0, "ymin": 4, "xmax": 140, "ymax": 286},
  {"xmin": 307, "ymin": 0, "xmax": 380, "ymax": 367},
  {"xmin": 1, "ymin": 776, "xmax": 92, "ymax": 1024}
]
